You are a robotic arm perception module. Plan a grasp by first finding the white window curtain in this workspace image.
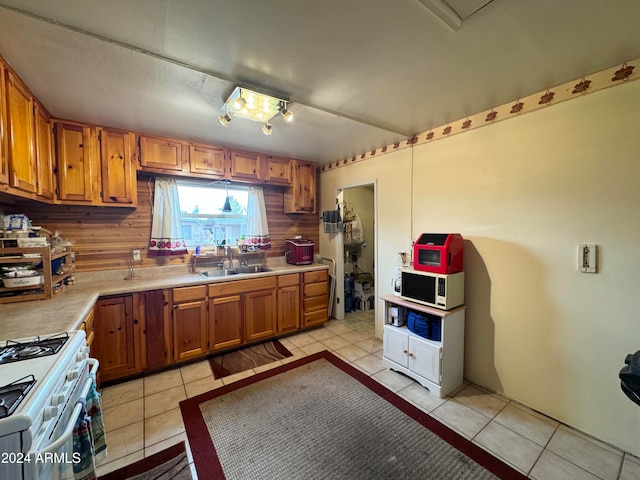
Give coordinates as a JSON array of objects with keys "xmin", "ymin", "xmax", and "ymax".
[
  {"xmin": 244, "ymin": 187, "xmax": 271, "ymax": 249},
  {"xmin": 148, "ymin": 178, "xmax": 188, "ymax": 257}
]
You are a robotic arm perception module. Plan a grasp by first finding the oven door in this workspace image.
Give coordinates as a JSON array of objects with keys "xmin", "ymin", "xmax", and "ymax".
[{"xmin": 23, "ymin": 359, "xmax": 99, "ymax": 480}]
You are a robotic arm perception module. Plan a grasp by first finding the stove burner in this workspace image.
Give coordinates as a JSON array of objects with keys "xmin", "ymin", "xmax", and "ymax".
[
  {"xmin": 0, "ymin": 375, "xmax": 36, "ymax": 419},
  {"xmin": 0, "ymin": 333, "xmax": 69, "ymax": 364},
  {"xmin": 17, "ymin": 345, "xmax": 53, "ymax": 358}
]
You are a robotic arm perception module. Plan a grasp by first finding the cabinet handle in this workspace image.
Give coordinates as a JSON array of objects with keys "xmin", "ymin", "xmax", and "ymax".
[
  {"xmin": 408, "ymin": 352, "xmax": 414, "ymax": 358},
  {"xmin": 403, "ymin": 349, "xmax": 408, "ymax": 354}
]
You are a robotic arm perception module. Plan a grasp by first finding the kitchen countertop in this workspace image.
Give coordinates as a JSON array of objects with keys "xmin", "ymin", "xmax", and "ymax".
[{"xmin": 0, "ymin": 261, "xmax": 329, "ymax": 341}]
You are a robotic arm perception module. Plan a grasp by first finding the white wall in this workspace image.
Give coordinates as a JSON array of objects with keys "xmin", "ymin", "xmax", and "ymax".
[
  {"xmin": 319, "ymin": 149, "xmax": 413, "ymax": 328},
  {"xmin": 319, "ymin": 79, "xmax": 640, "ymax": 456}
]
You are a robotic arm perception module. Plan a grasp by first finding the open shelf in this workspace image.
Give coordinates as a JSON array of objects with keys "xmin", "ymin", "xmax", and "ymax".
[{"xmin": 0, "ymin": 246, "xmax": 75, "ymax": 304}]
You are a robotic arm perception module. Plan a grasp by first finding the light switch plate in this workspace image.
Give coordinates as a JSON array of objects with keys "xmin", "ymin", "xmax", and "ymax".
[
  {"xmin": 578, "ymin": 244, "xmax": 596, "ymax": 273},
  {"xmin": 132, "ymin": 249, "xmax": 141, "ymax": 262}
]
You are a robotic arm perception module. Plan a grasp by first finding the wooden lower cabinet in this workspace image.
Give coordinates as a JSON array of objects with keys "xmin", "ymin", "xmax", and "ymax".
[
  {"xmin": 245, "ymin": 289, "xmax": 277, "ymax": 342},
  {"xmin": 91, "ymin": 270, "xmax": 327, "ymax": 381},
  {"xmin": 80, "ymin": 307, "xmax": 95, "ymax": 355},
  {"xmin": 209, "ymin": 294, "xmax": 243, "ymax": 351},
  {"xmin": 208, "ymin": 276, "xmax": 277, "ymax": 350},
  {"xmin": 277, "ymin": 274, "xmax": 300, "ymax": 334},
  {"xmin": 172, "ymin": 286, "xmax": 208, "ymax": 362},
  {"xmin": 140, "ymin": 289, "xmax": 171, "ymax": 369},
  {"xmin": 94, "ymin": 295, "xmax": 141, "ymax": 383},
  {"xmin": 302, "ymin": 270, "xmax": 329, "ymax": 328}
]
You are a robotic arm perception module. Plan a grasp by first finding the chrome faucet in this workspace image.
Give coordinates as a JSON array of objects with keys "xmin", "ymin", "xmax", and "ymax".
[{"xmin": 226, "ymin": 246, "xmax": 234, "ymax": 268}]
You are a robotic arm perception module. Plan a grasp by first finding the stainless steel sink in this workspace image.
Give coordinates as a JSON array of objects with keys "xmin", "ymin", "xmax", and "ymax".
[
  {"xmin": 200, "ymin": 266, "xmax": 272, "ymax": 278},
  {"xmin": 201, "ymin": 269, "xmax": 239, "ymax": 278},
  {"xmin": 235, "ymin": 265, "xmax": 273, "ymax": 274}
]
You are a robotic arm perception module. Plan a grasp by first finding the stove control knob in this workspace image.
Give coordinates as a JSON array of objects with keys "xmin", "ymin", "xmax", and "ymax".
[
  {"xmin": 76, "ymin": 350, "xmax": 89, "ymax": 361},
  {"xmin": 43, "ymin": 406, "xmax": 59, "ymax": 422},
  {"xmin": 66, "ymin": 370, "xmax": 79, "ymax": 381},
  {"xmin": 51, "ymin": 393, "xmax": 65, "ymax": 406}
]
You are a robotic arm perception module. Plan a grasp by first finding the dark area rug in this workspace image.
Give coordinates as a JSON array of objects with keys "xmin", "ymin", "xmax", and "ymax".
[
  {"xmin": 99, "ymin": 441, "xmax": 191, "ymax": 480},
  {"xmin": 209, "ymin": 339, "xmax": 292, "ymax": 379},
  {"xmin": 181, "ymin": 351, "xmax": 527, "ymax": 480}
]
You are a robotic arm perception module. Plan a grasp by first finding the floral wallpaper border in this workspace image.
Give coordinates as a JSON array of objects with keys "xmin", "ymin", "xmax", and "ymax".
[{"xmin": 321, "ymin": 59, "xmax": 638, "ymax": 172}]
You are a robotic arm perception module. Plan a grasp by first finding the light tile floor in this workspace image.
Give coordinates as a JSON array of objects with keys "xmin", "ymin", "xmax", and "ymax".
[{"xmin": 96, "ymin": 311, "xmax": 640, "ymax": 480}]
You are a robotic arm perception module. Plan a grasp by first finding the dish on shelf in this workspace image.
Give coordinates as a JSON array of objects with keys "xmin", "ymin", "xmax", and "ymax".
[{"xmin": 2, "ymin": 275, "xmax": 44, "ymax": 288}]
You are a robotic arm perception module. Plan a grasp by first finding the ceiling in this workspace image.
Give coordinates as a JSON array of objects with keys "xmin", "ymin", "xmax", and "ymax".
[{"xmin": 0, "ymin": 1, "xmax": 639, "ymax": 167}]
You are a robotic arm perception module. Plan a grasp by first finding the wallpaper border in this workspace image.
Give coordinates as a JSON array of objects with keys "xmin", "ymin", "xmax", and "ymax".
[{"xmin": 321, "ymin": 59, "xmax": 638, "ymax": 172}]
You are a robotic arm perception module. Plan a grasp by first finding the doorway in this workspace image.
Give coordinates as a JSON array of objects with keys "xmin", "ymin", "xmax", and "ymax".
[{"xmin": 336, "ymin": 183, "xmax": 376, "ymax": 335}]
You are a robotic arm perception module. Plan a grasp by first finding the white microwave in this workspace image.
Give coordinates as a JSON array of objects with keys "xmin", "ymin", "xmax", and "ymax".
[{"xmin": 400, "ymin": 268, "xmax": 464, "ymax": 310}]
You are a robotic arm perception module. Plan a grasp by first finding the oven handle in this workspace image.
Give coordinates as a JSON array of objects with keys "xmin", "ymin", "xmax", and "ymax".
[{"xmin": 33, "ymin": 357, "xmax": 100, "ymax": 456}]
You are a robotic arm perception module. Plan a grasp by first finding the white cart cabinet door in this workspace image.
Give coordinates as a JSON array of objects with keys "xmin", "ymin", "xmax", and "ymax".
[
  {"xmin": 383, "ymin": 325, "xmax": 409, "ymax": 367},
  {"xmin": 409, "ymin": 336, "xmax": 442, "ymax": 384}
]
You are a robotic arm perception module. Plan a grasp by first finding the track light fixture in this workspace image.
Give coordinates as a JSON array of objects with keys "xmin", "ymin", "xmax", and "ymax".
[
  {"xmin": 280, "ymin": 102, "xmax": 294, "ymax": 123},
  {"xmin": 219, "ymin": 86, "xmax": 293, "ymax": 135},
  {"xmin": 232, "ymin": 95, "xmax": 246, "ymax": 110},
  {"xmin": 219, "ymin": 112, "xmax": 232, "ymax": 127}
]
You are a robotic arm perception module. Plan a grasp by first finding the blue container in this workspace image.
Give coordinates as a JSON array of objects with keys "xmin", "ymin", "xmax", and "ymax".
[
  {"xmin": 407, "ymin": 310, "xmax": 441, "ymax": 341},
  {"xmin": 407, "ymin": 311, "xmax": 429, "ymax": 338},
  {"xmin": 430, "ymin": 319, "xmax": 442, "ymax": 342}
]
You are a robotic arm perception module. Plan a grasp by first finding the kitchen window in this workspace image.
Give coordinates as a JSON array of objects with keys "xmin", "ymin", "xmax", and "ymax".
[{"xmin": 176, "ymin": 181, "xmax": 248, "ymax": 248}]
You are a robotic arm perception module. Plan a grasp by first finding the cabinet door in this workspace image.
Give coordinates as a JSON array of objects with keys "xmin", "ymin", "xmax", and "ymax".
[
  {"xmin": 94, "ymin": 295, "xmax": 140, "ymax": 382},
  {"xmin": 229, "ymin": 150, "xmax": 263, "ymax": 182},
  {"xmin": 284, "ymin": 160, "xmax": 316, "ymax": 213},
  {"xmin": 55, "ymin": 122, "xmax": 95, "ymax": 202},
  {"xmin": 245, "ymin": 289, "xmax": 277, "ymax": 342},
  {"xmin": 141, "ymin": 290, "xmax": 171, "ymax": 369},
  {"xmin": 6, "ymin": 71, "xmax": 36, "ymax": 193},
  {"xmin": 0, "ymin": 62, "xmax": 9, "ymax": 185},
  {"xmin": 173, "ymin": 300, "xmax": 208, "ymax": 362},
  {"xmin": 383, "ymin": 325, "xmax": 409, "ymax": 367},
  {"xmin": 209, "ymin": 295, "xmax": 243, "ymax": 350},
  {"xmin": 33, "ymin": 102, "xmax": 55, "ymax": 200},
  {"xmin": 409, "ymin": 336, "xmax": 441, "ymax": 384},
  {"xmin": 99, "ymin": 128, "xmax": 137, "ymax": 205},
  {"xmin": 189, "ymin": 144, "xmax": 226, "ymax": 178},
  {"xmin": 277, "ymin": 285, "xmax": 300, "ymax": 334},
  {"xmin": 139, "ymin": 135, "xmax": 184, "ymax": 172},
  {"xmin": 265, "ymin": 156, "xmax": 292, "ymax": 186}
]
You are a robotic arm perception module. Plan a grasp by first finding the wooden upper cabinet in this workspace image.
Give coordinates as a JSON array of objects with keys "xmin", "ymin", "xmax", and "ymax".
[
  {"xmin": 54, "ymin": 121, "xmax": 96, "ymax": 203},
  {"xmin": 264, "ymin": 156, "xmax": 292, "ymax": 186},
  {"xmin": 284, "ymin": 159, "xmax": 316, "ymax": 214},
  {"xmin": 229, "ymin": 150, "xmax": 263, "ymax": 182},
  {"xmin": 189, "ymin": 143, "xmax": 226, "ymax": 178},
  {"xmin": 99, "ymin": 128, "xmax": 137, "ymax": 205},
  {"xmin": 5, "ymin": 71, "xmax": 36, "ymax": 193},
  {"xmin": 139, "ymin": 134, "xmax": 185, "ymax": 172},
  {"xmin": 0, "ymin": 62, "xmax": 8, "ymax": 185},
  {"xmin": 33, "ymin": 101, "xmax": 55, "ymax": 200}
]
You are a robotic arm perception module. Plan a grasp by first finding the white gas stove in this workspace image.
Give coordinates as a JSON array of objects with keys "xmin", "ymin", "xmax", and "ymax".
[{"xmin": 0, "ymin": 330, "xmax": 98, "ymax": 480}]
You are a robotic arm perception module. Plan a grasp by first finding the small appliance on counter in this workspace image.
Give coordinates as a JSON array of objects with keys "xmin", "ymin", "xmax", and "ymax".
[
  {"xmin": 388, "ymin": 305, "xmax": 406, "ymax": 326},
  {"xmin": 413, "ymin": 233, "xmax": 464, "ymax": 274},
  {"xmin": 285, "ymin": 238, "xmax": 314, "ymax": 265}
]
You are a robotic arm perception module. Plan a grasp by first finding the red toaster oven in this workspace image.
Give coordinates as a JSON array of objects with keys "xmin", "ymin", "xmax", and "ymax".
[
  {"xmin": 413, "ymin": 233, "xmax": 463, "ymax": 274},
  {"xmin": 285, "ymin": 238, "xmax": 314, "ymax": 265}
]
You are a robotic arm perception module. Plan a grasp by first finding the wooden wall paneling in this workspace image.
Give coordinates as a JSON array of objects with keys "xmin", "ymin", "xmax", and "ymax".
[{"xmin": 1, "ymin": 178, "xmax": 320, "ymax": 272}]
